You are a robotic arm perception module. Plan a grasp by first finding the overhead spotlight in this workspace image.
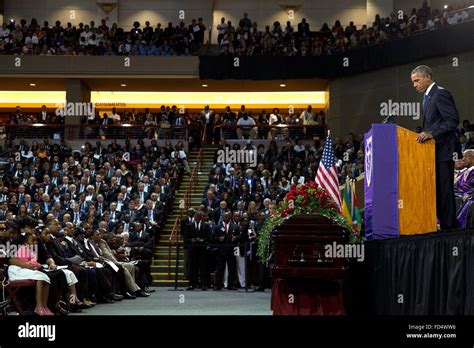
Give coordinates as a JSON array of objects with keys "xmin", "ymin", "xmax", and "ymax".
[
  {"xmin": 29, "ymin": 83, "xmax": 36, "ymax": 87},
  {"xmin": 202, "ymin": 84, "xmax": 208, "ymax": 87},
  {"xmin": 280, "ymin": 84, "xmax": 286, "ymax": 87},
  {"xmin": 120, "ymin": 84, "xmax": 127, "ymax": 87}
]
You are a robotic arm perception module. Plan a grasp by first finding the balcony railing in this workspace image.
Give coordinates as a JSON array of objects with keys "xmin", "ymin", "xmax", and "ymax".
[
  {"xmin": 2, "ymin": 124, "xmax": 189, "ymax": 141},
  {"xmin": 1, "ymin": 123, "xmax": 326, "ymax": 141}
]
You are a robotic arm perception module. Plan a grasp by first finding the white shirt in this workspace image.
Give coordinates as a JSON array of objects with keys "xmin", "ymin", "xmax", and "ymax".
[
  {"xmin": 269, "ymin": 113, "xmax": 279, "ymax": 125},
  {"xmin": 425, "ymin": 82, "xmax": 436, "ymax": 96},
  {"xmin": 110, "ymin": 112, "xmax": 121, "ymax": 121},
  {"xmin": 217, "ymin": 23, "xmax": 227, "ymax": 35},
  {"xmin": 237, "ymin": 117, "xmax": 256, "ymax": 126},
  {"xmin": 80, "ymin": 30, "xmax": 92, "ymax": 40},
  {"xmin": 171, "ymin": 150, "xmax": 187, "ymax": 159}
]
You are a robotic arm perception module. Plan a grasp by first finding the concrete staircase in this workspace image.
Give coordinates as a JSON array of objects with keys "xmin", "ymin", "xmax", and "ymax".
[{"xmin": 152, "ymin": 145, "xmax": 217, "ymax": 287}]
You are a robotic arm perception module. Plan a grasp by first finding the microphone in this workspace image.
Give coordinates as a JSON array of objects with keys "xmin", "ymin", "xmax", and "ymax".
[{"xmin": 383, "ymin": 113, "xmax": 395, "ymax": 124}]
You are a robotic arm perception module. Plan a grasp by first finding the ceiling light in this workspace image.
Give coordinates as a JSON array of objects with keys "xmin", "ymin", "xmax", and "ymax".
[
  {"xmin": 120, "ymin": 84, "xmax": 127, "ymax": 87},
  {"xmin": 202, "ymin": 84, "xmax": 208, "ymax": 87},
  {"xmin": 280, "ymin": 84, "xmax": 286, "ymax": 87},
  {"xmin": 444, "ymin": 4, "xmax": 448, "ymax": 9},
  {"xmin": 29, "ymin": 83, "xmax": 36, "ymax": 87}
]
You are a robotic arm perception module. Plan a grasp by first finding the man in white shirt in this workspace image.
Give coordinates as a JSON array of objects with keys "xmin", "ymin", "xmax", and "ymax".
[
  {"xmin": 217, "ymin": 17, "xmax": 227, "ymax": 44},
  {"xmin": 171, "ymin": 147, "xmax": 191, "ymax": 174},
  {"xmin": 80, "ymin": 25, "xmax": 93, "ymax": 41},
  {"xmin": 200, "ymin": 105, "xmax": 214, "ymax": 144},
  {"xmin": 236, "ymin": 113, "xmax": 257, "ymax": 139},
  {"xmin": 301, "ymin": 105, "xmax": 316, "ymax": 125},
  {"xmin": 109, "ymin": 107, "xmax": 121, "ymax": 123}
]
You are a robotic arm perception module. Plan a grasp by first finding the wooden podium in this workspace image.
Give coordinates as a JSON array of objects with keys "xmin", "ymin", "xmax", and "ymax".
[
  {"xmin": 271, "ymin": 215, "xmax": 350, "ymax": 315},
  {"xmin": 364, "ymin": 124, "xmax": 436, "ymax": 239}
]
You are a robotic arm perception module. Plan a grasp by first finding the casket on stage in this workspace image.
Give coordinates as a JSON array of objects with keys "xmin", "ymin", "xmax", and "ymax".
[{"xmin": 270, "ymin": 214, "xmax": 350, "ymax": 315}]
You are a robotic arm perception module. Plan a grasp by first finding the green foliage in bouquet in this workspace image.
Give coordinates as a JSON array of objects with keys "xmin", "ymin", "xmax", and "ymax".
[{"xmin": 257, "ymin": 181, "xmax": 363, "ymax": 263}]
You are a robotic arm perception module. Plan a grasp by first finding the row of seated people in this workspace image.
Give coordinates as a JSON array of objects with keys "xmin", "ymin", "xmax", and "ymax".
[
  {"xmin": 1, "ymin": 2, "xmax": 469, "ymax": 56},
  {"xmin": 6, "ymin": 105, "xmax": 324, "ymax": 127},
  {"xmin": 0, "ymin": 138, "xmax": 190, "ymax": 314},
  {"xmin": 218, "ymin": 4, "xmax": 471, "ymax": 56},
  {"xmin": 4, "ymin": 105, "xmax": 326, "ymax": 143},
  {"xmin": 0, "ymin": 216, "xmax": 154, "ymax": 315},
  {"xmin": 0, "ymin": 17, "xmax": 204, "ymax": 56}
]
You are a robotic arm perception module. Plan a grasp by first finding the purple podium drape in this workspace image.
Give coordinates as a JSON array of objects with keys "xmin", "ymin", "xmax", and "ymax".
[{"xmin": 364, "ymin": 124, "xmax": 399, "ymax": 239}]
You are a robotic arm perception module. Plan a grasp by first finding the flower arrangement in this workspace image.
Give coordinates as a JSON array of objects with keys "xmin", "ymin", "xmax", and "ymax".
[{"xmin": 257, "ymin": 181, "xmax": 362, "ymax": 262}]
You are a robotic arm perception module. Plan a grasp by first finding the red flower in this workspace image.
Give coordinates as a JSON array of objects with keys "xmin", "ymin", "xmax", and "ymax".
[
  {"xmin": 281, "ymin": 207, "xmax": 291, "ymax": 218},
  {"xmin": 320, "ymin": 196, "xmax": 328, "ymax": 208}
]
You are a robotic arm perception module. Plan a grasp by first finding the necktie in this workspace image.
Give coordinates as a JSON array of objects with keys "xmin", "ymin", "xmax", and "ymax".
[
  {"xmin": 423, "ymin": 94, "xmax": 428, "ymax": 112},
  {"xmin": 148, "ymin": 210, "xmax": 153, "ymax": 221}
]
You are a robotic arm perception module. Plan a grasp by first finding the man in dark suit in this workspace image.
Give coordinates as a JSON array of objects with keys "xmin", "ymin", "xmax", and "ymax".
[
  {"xmin": 128, "ymin": 222, "xmax": 154, "ymax": 261},
  {"xmin": 213, "ymin": 212, "xmax": 238, "ymax": 290},
  {"xmin": 201, "ymin": 190, "xmax": 219, "ymax": 211},
  {"xmin": 200, "ymin": 105, "xmax": 215, "ymax": 144},
  {"xmin": 38, "ymin": 105, "xmax": 50, "ymax": 123},
  {"xmin": 41, "ymin": 174, "xmax": 55, "ymax": 195},
  {"xmin": 139, "ymin": 200, "xmax": 161, "ymax": 240},
  {"xmin": 212, "ymin": 200, "xmax": 229, "ymax": 225},
  {"xmin": 297, "ymin": 18, "xmax": 310, "ymax": 38},
  {"xmin": 181, "ymin": 208, "xmax": 195, "ymax": 280},
  {"xmin": 412, "ymin": 65, "xmax": 460, "ymax": 230},
  {"xmin": 183, "ymin": 211, "xmax": 211, "ymax": 290}
]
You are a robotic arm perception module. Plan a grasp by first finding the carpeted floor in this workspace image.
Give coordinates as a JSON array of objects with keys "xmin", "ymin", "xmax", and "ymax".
[{"xmin": 74, "ymin": 288, "xmax": 272, "ymax": 315}]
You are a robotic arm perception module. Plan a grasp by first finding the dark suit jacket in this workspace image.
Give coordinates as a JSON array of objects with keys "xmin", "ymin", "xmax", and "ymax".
[
  {"xmin": 129, "ymin": 230, "xmax": 153, "ymax": 249},
  {"xmin": 201, "ymin": 197, "xmax": 219, "ymax": 210},
  {"xmin": 39, "ymin": 201, "xmax": 52, "ymax": 213},
  {"xmin": 298, "ymin": 22, "xmax": 310, "ymax": 36},
  {"xmin": 183, "ymin": 221, "xmax": 211, "ymax": 250},
  {"xmin": 139, "ymin": 207, "xmax": 161, "ymax": 223},
  {"xmin": 212, "ymin": 208, "xmax": 229, "ymax": 225},
  {"xmin": 214, "ymin": 221, "xmax": 239, "ymax": 253},
  {"xmin": 422, "ymin": 84, "xmax": 460, "ymax": 162},
  {"xmin": 180, "ymin": 216, "xmax": 193, "ymax": 240},
  {"xmin": 46, "ymin": 239, "xmax": 78, "ymax": 266}
]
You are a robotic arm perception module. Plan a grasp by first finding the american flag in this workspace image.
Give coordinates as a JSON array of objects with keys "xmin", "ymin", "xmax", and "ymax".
[{"xmin": 315, "ymin": 131, "xmax": 342, "ymax": 211}]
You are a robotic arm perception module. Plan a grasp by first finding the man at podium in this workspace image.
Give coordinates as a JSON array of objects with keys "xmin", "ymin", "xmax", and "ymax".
[{"xmin": 411, "ymin": 65, "xmax": 460, "ymax": 230}]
